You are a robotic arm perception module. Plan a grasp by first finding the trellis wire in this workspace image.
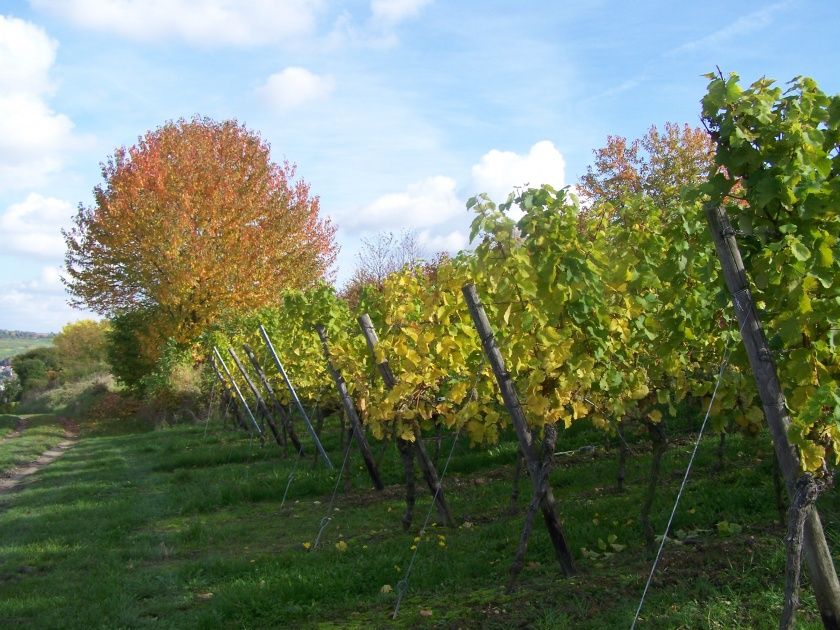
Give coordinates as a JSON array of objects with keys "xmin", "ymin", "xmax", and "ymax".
[
  {"xmin": 203, "ymin": 380, "xmax": 219, "ymax": 440},
  {"xmin": 279, "ymin": 403, "xmax": 316, "ymax": 511},
  {"xmin": 312, "ymin": 425, "xmax": 357, "ymax": 549},
  {"xmin": 630, "ymin": 313, "xmax": 747, "ymax": 629},
  {"xmin": 392, "ymin": 426, "xmax": 462, "ymax": 619}
]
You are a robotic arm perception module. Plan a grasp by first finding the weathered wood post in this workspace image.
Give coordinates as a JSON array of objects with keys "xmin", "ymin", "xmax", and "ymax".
[
  {"xmin": 210, "ymin": 356, "xmax": 247, "ymax": 430},
  {"xmin": 706, "ymin": 204, "xmax": 840, "ymax": 628},
  {"xmin": 314, "ymin": 324, "xmax": 384, "ymax": 490},
  {"xmin": 258, "ymin": 324, "xmax": 333, "ymax": 470},
  {"xmin": 358, "ymin": 313, "xmax": 453, "ymax": 527},
  {"xmin": 213, "ymin": 346, "xmax": 262, "ymax": 438},
  {"xmin": 462, "ymin": 283, "xmax": 575, "ymax": 577},
  {"xmin": 242, "ymin": 343, "xmax": 304, "ymax": 455},
  {"xmin": 228, "ymin": 347, "xmax": 283, "ymax": 447}
]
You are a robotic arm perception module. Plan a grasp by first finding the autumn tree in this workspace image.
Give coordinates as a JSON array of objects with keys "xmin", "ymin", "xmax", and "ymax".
[
  {"xmin": 63, "ymin": 117, "xmax": 337, "ymax": 363},
  {"xmin": 579, "ymin": 122, "xmax": 715, "ymax": 215},
  {"xmin": 53, "ymin": 319, "xmax": 110, "ymax": 380}
]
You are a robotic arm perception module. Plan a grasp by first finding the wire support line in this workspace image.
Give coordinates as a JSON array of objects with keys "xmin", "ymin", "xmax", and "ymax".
[
  {"xmin": 392, "ymin": 426, "xmax": 463, "ymax": 620},
  {"xmin": 278, "ymin": 407, "xmax": 311, "ymax": 511},
  {"xmin": 630, "ymin": 323, "xmax": 744, "ymax": 630},
  {"xmin": 312, "ymin": 425, "xmax": 356, "ymax": 550}
]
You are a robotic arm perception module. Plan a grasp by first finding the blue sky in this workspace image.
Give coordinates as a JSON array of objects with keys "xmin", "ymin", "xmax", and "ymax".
[{"xmin": 1, "ymin": 0, "xmax": 837, "ymax": 332}]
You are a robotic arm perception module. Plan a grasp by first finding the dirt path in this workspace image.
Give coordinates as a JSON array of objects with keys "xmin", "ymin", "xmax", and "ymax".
[
  {"xmin": 0, "ymin": 416, "xmax": 28, "ymax": 443},
  {"xmin": 0, "ymin": 417, "xmax": 79, "ymax": 495}
]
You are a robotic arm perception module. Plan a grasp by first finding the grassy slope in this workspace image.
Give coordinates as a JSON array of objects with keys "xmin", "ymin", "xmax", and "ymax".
[
  {"xmin": 0, "ymin": 336, "xmax": 53, "ymax": 362},
  {"xmin": 0, "ymin": 413, "xmax": 837, "ymax": 629}
]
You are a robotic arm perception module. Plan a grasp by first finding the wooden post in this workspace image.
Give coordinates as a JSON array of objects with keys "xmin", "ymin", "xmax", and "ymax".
[
  {"xmin": 359, "ymin": 314, "xmax": 397, "ymax": 387},
  {"xmin": 228, "ymin": 347, "xmax": 283, "ymax": 447},
  {"xmin": 706, "ymin": 204, "xmax": 840, "ymax": 627},
  {"xmin": 210, "ymin": 356, "xmax": 246, "ymax": 430},
  {"xmin": 462, "ymin": 283, "xmax": 576, "ymax": 577},
  {"xmin": 258, "ymin": 324, "xmax": 333, "ymax": 470},
  {"xmin": 315, "ymin": 324, "xmax": 384, "ymax": 490},
  {"xmin": 212, "ymin": 346, "xmax": 262, "ymax": 438},
  {"xmin": 242, "ymin": 343, "xmax": 305, "ymax": 455},
  {"xmin": 358, "ymin": 313, "xmax": 453, "ymax": 527}
]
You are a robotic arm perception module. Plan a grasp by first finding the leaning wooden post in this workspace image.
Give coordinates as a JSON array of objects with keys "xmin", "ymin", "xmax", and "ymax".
[
  {"xmin": 706, "ymin": 204, "xmax": 840, "ymax": 627},
  {"xmin": 213, "ymin": 346, "xmax": 263, "ymax": 438},
  {"xmin": 314, "ymin": 324, "xmax": 384, "ymax": 491},
  {"xmin": 462, "ymin": 283, "xmax": 575, "ymax": 577},
  {"xmin": 242, "ymin": 343, "xmax": 304, "ymax": 455},
  {"xmin": 228, "ymin": 347, "xmax": 284, "ymax": 447},
  {"xmin": 258, "ymin": 324, "xmax": 333, "ymax": 470},
  {"xmin": 210, "ymin": 356, "xmax": 246, "ymax": 430},
  {"xmin": 358, "ymin": 313, "xmax": 453, "ymax": 527}
]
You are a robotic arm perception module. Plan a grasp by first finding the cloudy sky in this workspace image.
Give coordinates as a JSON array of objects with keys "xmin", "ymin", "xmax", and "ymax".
[{"xmin": 1, "ymin": 0, "xmax": 837, "ymax": 332}]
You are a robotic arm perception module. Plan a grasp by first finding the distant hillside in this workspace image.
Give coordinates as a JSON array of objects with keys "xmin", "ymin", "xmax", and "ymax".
[
  {"xmin": 0, "ymin": 330, "xmax": 56, "ymax": 362},
  {"xmin": 0, "ymin": 329, "xmax": 54, "ymax": 339}
]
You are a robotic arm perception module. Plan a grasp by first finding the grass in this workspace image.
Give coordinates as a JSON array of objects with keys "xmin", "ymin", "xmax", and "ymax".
[{"xmin": 0, "ymin": 410, "xmax": 837, "ymax": 628}]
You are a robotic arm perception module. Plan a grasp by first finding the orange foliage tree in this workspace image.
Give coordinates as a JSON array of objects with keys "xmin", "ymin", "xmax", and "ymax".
[
  {"xmin": 63, "ymin": 117, "xmax": 337, "ymax": 353},
  {"xmin": 579, "ymin": 122, "xmax": 714, "ymax": 210}
]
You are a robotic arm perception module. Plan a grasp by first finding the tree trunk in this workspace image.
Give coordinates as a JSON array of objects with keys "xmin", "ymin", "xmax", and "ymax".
[
  {"xmin": 617, "ymin": 418, "xmax": 629, "ymax": 493},
  {"xmin": 641, "ymin": 420, "xmax": 667, "ymax": 553},
  {"xmin": 781, "ymin": 474, "xmax": 823, "ymax": 630},
  {"xmin": 707, "ymin": 204, "xmax": 840, "ymax": 628},
  {"xmin": 716, "ymin": 431, "xmax": 726, "ymax": 473},
  {"xmin": 311, "ymin": 409, "xmax": 326, "ymax": 469},
  {"xmin": 510, "ymin": 449, "xmax": 525, "ymax": 512},
  {"xmin": 397, "ymin": 438, "xmax": 416, "ymax": 531},
  {"xmin": 507, "ymin": 424, "xmax": 557, "ymax": 592},
  {"xmin": 774, "ymin": 457, "xmax": 788, "ymax": 527}
]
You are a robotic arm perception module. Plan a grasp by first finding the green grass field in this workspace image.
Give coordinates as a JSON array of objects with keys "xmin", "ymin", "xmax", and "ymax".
[
  {"xmin": 0, "ymin": 335, "xmax": 54, "ymax": 362},
  {"xmin": 0, "ymin": 410, "xmax": 836, "ymax": 628}
]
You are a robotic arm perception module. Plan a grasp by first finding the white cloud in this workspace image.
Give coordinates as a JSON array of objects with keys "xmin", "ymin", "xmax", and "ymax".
[
  {"xmin": 470, "ymin": 140, "xmax": 566, "ymax": 204},
  {"xmin": 0, "ymin": 14, "xmax": 57, "ymax": 94},
  {"xmin": 31, "ymin": 0, "xmax": 325, "ymax": 46},
  {"xmin": 0, "ymin": 16, "xmax": 76, "ymax": 188},
  {"xmin": 258, "ymin": 67, "xmax": 335, "ymax": 111},
  {"xmin": 417, "ymin": 229, "xmax": 467, "ymax": 254},
  {"xmin": 0, "ymin": 94, "xmax": 75, "ymax": 161},
  {"xmin": 0, "ymin": 273, "xmax": 89, "ymax": 333},
  {"xmin": 347, "ymin": 176, "xmax": 462, "ymax": 231},
  {"xmin": 0, "ymin": 193, "xmax": 74, "ymax": 259},
  {"xmin": 370, "ymin": 0, "xmax": 433, "ymax": 24},
  {"xmin": 0, "ymin": 265, "xmax": 77, "ymax": 332}
]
